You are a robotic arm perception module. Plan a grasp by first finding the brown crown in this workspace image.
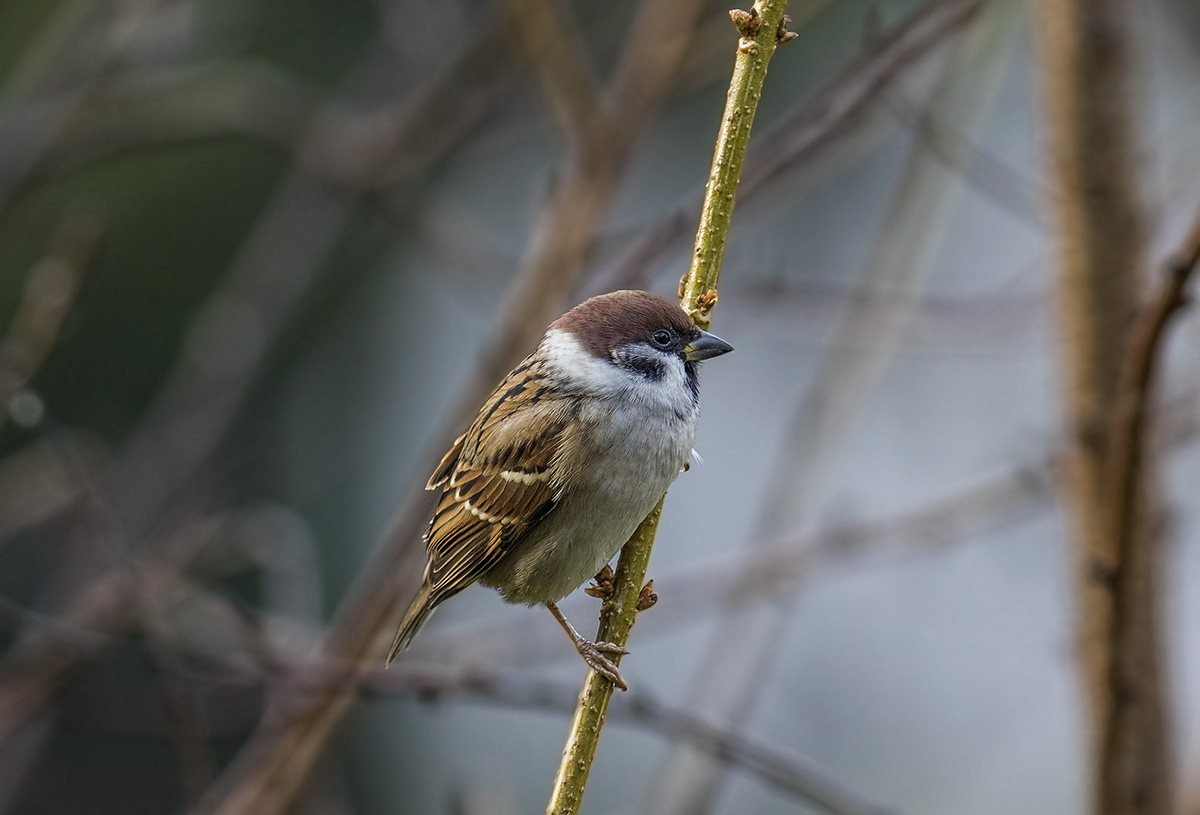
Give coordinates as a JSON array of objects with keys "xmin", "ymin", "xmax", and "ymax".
[{"xmin": 551, "ymin": 290, "xmax": 698, "ymax": 359}]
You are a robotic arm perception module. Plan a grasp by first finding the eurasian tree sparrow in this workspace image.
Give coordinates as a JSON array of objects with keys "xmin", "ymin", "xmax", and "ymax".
[{"xmin": 386, "ymin": 290, "xmax": 733, "ymax": 688}]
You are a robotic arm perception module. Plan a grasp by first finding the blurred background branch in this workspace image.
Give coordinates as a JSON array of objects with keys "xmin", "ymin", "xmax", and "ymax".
[
  {"xmin": 1, "ymin": 0, "xmax": 1199, "ymax": 814},
  {"xmin": 0, "ymin": 214, "xmax": 101, "ymax": 434},
  {"xmin": 1035, "ymin": 0, "xmax": 1176, "ymax": 812},
  {"xmin": 648, "ymin": 3, "xmax": 1019, "ymax": 809},
  {"xmin": 195, "ymin": 0, "xmax": 715, "ymax": 812},
  {"xmin": 549, "ymin": 2, "xmax": 796, "ymax": 811}
]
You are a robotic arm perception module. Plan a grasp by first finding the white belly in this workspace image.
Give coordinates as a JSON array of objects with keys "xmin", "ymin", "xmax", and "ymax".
[{"xmin": 481, "ymin": 400, "xmax": 696, "ymax": 604}]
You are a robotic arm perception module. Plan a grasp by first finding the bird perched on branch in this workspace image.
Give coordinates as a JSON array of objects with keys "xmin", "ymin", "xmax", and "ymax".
[{"xmin": 387, "ymin": 290, "xmax": 732, "ymax": 689}]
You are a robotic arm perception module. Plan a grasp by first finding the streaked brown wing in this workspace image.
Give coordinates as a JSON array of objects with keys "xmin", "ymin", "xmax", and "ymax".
[
  {"xmin": 423, "ymin": 361, "xmax": 569, "ymax": 603},
  {"xmin": 426, "ymin": 432, "xmax": 464, "ymax": 490}
]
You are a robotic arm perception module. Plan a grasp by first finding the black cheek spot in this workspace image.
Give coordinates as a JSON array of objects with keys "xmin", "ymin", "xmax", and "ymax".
[{"xmin": 623, "ymin": 354, "xmax": 665, "ymax": 381}]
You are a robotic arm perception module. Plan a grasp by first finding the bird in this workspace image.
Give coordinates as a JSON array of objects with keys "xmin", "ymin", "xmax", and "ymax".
[{"xmin": 386, "ymin": 290, "xmax": 733, "ymax": 689}]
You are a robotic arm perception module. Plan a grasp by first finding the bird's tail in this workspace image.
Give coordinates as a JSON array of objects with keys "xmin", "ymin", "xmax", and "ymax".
[{"xmin": 386, "ymin": 583, "xmax": 435, "ymax": 667}]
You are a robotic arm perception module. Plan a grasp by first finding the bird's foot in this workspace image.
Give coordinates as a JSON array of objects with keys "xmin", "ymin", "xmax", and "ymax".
[
  {"xmin": 574, "ymin": 638, "xmax": 629, "ymax": 690},
  {"xmin": 547, "ymin": 600, "xmax": 630, "ymax": 690}
]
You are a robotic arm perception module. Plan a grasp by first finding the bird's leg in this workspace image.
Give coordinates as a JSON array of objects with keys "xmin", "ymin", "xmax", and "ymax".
[{"xmin": 546, "ymin": 601, "xmax": 628, "ymax": 691}]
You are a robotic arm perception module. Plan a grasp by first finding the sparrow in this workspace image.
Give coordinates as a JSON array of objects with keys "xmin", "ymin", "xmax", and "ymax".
[{"xmin": 386, "ymin": 290, "xmax": 732, "ymax": 688}]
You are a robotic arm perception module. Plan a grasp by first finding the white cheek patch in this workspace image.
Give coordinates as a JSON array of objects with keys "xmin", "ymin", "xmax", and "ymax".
[
  {"xmin": 540, "ymin": 329, "xmax": 624, "ymax": 395},
  {"xmin": 540, "ymin": 328, "xmax": 699, "ymax": 421}
]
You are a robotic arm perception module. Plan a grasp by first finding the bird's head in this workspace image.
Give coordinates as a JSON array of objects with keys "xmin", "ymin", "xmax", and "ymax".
[{"xmin": 544, "ymin": 290, "xmax": 733, "ymax": 404}]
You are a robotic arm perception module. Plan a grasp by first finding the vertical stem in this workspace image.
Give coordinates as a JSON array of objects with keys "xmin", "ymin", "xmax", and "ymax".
[
  {"xmin": 546, "ymin": 499, "xmax": 663, "ymax": 815},
  {"xmin": 1034, "ymin": 0, "xmax": 1171, "ymax": 813},
  {"xmin": 680, "ymin": 0, "xmax": 793, "ymax": 330},
  {"xmin": 545, "ymin": 3, "xmax": 792, "ymax": 813}
]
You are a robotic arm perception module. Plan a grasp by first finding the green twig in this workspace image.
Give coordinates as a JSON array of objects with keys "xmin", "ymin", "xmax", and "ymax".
[
  {"xmin": 545, "ymin": 3, "xmax": 793, "ymax": 813},
  {"xmin": 680, "ymin": 0, "xmax": 794, "ymax": 330},
  {"xmin": 545, "ymin": 498, "xmax": 664, "ymax": 815}
]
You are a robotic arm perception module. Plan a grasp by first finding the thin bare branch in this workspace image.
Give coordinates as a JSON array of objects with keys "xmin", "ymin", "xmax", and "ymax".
[
  {"xmin": 0, "ymin": 514, "xmax": 224, "ymax": 747},
  {"xmin": 0, "ymin": 0, "xmax": 113, "ymax": 215},
  {"xmin": 878, "ymin": 87, "xmax": 1039, "ymax": 227},
  {"xmin": 589, "ymin": 0, "xmax": 984, "ymax": 296},
  {"xmin": 0, "ymin": 215, "xmax": 102, "ymax": 433},
  {"xmin": 46, "ymin": 437, "xmax": 218, "ymax": 802},
  {"xmin": 363, "ymin": 667, "xmax": 896, "ymax": 815},
  {"xmin": 193, "ymin": 2, "xmax": 711, "ymax": 812},
  {"xmin": 397, "ymin": 383, "xmax": 1198, "ymax": 671},
  {"xmin": 648, "ymin": 4, "xmax": 1021, "ymax": 810},
  {"xmin": 549, "ymin": 1, "xmax": 795, "ymax": 810},
  {"xmin": 0, "ymin": 21, "xmax": 514, "ymax": 800},
  {"xmin": 773, "ymin": 0, "xmax": 1013, "ymax": 654},
  {"xmin": 1107, "ymin": 212, "xmax": 1200, "ymax": 573},
  {"xmin": 502, "ymin": 0, "xmax": 601, "ymax": 147},
  {"xmin": 1035, "ymin": 0, "xmax": 1170, "ymax": 809},
  {"xmin": 1097, "ymin": 207, "xmax": 1200, "ymax": 811}
]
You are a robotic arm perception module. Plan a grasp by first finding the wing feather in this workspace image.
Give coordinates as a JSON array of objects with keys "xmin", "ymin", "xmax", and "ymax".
[
  {"xmin": 427, "ymin": 433, "xmax": 464, "ymax": 489},
  {"xmin": 422, "ymin": 359, "xmax": 569, "ymax": 604}
]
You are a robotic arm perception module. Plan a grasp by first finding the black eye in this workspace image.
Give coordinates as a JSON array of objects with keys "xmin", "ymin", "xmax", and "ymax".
[{"xmin": 651, "ymin": 329, "xmax": 673, "ymax": 348}]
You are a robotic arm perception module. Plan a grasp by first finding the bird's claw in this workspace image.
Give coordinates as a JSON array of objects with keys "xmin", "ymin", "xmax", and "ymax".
[
  {"xmin": 594, "ymin": 640, "xmax": 628, "ymax": 655},
  {"xmin": 577, "ymin": 639, "xmax": 629, "ymax": 690},
  {"xmin": 547, "ymin": 600, "xmax": 629, "ymax": 690}
]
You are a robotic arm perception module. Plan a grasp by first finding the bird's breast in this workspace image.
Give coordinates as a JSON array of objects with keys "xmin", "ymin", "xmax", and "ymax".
[{"xmin": 482, "ymin": 397, "xmax": 697, "ymax": 605}]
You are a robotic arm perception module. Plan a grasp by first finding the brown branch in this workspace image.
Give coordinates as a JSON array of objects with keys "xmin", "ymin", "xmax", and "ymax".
[
  {"xmin": 191, "ymin": 3, "xmax": 710, "ymax": 814},
  {"xmin": 1035, "ymin": 0, "xmax": 1171, "ymax": 811},
  {"xmin": 4, "ymin": 377, "xmax": 1199, "ymax": 811},
  {"xmin": 877, "ymin": 86, "xmax": 1039, "ymax": 226},
  {"xmin": 23, "ymin": 36, "xmax": 513, "ymax": 240},
  {"xmin": 359, "ymin": 667, "xmax": 897, "ymax": 815},
  {"xmin": 0, "ymin": 513, "xmax": 224, "ymax": 747},
  {"xmin": 112, "ymin": 36, "xmax": 513, "ymax": 537},
  {"xmin": 1098, "ymin": 210, "xmax": 1200, "ymax": 808},
  {"xmin": 587, "ymin": 0, "xmax": 983, "ymax": 296},
  {"xmin": 1107, "ymin": 214, "xmax": 1200, "ymax": 564},
  {"xmin": 0, "ymin": 438, "xmax": 86, "ymax": 541},
  {"xmin": 479, "ymin": 0, "xmax": 711, "ymax": 401},
  {"xmin": 305, "ymin": 34, "xmax": 516, "ymax": 190},
  {"xmin": 738, "ymin": 277, "xmax": 1048, "ymax": 351},
  {"xmin": 385, "ymin": 383, "xmax": 1198, "ymax": 671},
  {"xmin": 0, "ymin": 29, "xmax": 513, "ymax": 720},
  {"xmin": 0, "ymin": 25, "xmax": 514, "ymax": 762},
  {"xmin": 0, "ymin": 36, "xmax": 510, "ymax": 806},
  {"xmin": 648, "ymin": 4, "xmax": 1020, "ymax": 809},
  {"xmin": 48, "ymin": 437, "xmax": 218, "ymax": 802},
  {"xmin": 33, "ymin": 612, "xmax": 893, "ymax": 815},
  {"xmin": 502, "ymin": 0, "xmax": 601, "ymax": 148},
  {"xmin": 548, "ymin": 2, "xmax": 797, "ymax": 810}
]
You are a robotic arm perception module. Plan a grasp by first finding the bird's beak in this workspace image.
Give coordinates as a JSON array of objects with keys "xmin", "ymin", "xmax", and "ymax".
[{"xmin": 684, "ymin": 330, "xmax": 734, "ymax": 362}]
